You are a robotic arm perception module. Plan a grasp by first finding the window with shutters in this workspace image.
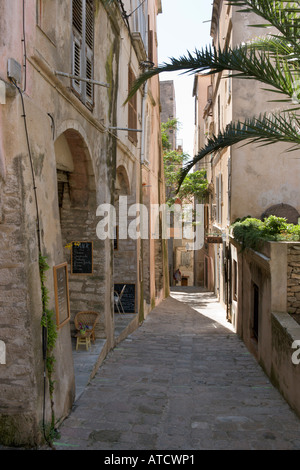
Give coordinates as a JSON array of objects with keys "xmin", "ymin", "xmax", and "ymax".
[
  {"xmin": 215, "ymin": 173, "xmax": 223, "ymax": 224},
  {"xmin": 130, "ymin": 0, "xmax": 147, "ymax": 48},
  {"xmin": 72, "ymin": 0, "xmax": 94, "ymax": 109},
  {"xmin": 128, "ymin": 67, "xmax": 138, "ymax": 145},
  {"xmin": 148, "ymin": 16, "xmax": 154, "ymax": 63}
]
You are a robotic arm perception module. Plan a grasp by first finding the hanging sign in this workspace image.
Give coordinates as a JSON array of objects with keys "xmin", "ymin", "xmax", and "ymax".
[{"xmin": 205, "ymin": 236, "xmax": 223, "ymax": 244}]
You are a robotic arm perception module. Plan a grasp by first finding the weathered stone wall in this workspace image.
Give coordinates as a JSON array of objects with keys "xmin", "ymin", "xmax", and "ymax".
[
  {"xmin": 0, "ymin": 0, "xmax": 121, "ymax": 447},
  {"xmin": 233, "ymin": 240, "xmax": 300, "ymax": 418},
  {"xmin": 0, "ymin": 152, "xmax": 42, "ymax": 447},
  {"xmin": 287, "ymin": 245, "xmax": 300, "ymax": 317}
]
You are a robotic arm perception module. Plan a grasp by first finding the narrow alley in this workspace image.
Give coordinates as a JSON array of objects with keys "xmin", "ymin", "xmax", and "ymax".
[{"xmin": 53, "ymin": 287, "xmax": 300, "ymax": 451}]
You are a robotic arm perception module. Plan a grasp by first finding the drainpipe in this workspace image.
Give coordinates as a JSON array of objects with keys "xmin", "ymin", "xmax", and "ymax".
[{"xmin": 138, "ymin": 0, "xmax": 149, "ymax": 321}]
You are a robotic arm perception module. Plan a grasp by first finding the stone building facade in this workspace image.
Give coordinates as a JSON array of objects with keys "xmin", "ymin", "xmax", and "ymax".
[
  {"xmin": 195, "ymin": 0, "xmax": 300, "ymax": 318},
  {"xmin": 194, "ymin": 0, "xmax": 300, "ymax": 416},
  {"xmin": 0, "ymin": 0, "xmax": 166, "ymax": 447}
]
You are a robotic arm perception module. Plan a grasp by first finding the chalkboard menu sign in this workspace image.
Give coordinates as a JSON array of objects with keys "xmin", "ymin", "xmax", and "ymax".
[
  {"xmin": 114, "ymin": 284, "xmax": 136, "ymax": 313},
  {"xmin": 71, "ymin": 241, "xmax": 93, "ymax": 274},
  {"xmin": 53, "ymin": 263, "xmax": 70, "ymax": 329}
]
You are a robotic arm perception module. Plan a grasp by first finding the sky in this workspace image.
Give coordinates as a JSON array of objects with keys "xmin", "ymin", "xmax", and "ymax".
[{"xmin": 157, "ymin": 0, "xmax": 213, "ymax": 157}]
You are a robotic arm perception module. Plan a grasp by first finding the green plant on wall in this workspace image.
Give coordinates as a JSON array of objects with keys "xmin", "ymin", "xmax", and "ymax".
[
  {"xmin": 39, "ymin": 254, "xmax": 58, "ymax": 443},
  {"xmin": 231, "ymin": 215, "xmax": 300, "ymax": 250}
]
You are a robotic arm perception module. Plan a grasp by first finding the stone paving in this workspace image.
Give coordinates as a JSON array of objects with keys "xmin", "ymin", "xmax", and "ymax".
[{"xmin": 53, "ymin": 287, "xmax": 300, "ymax": 451}]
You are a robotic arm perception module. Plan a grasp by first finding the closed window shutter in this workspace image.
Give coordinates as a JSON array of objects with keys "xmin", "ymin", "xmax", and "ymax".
[
  {"xmin": 72, "ymin": 38, "xmax": 82, "ymax": 93},
  {"xmin": 85, "ymin": 0, "xmax": 94, "ymax": 104},
  {"xmin": 72, "ymin": 0, "xmax": 94, "ymax": 107},
  {"xmin": 215, "ymin": 175, "xmax": 219, "ymax": 223},
  {"xmin": 128, "ymin": 67, "xmax": 138, "ymax": 144},
  {"xmin": 219, "ymin": 174, "xmax": 223, "ymax": 223},
  {"xmin": 73, "ymin": 0, "xmax": 83, "ymax": 34},
  {"xmin": 72, "ymin": 0, "xmax": 83, "ymax": 94},
  {"xmin": 148, "ymin": 16, "xmax": 153, "ymax": 63}
]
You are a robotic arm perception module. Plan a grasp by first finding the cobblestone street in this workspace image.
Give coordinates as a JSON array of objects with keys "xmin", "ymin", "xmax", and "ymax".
[{"xmin": 54, "ymin": 287, "xmax": 300, "ymax": 451}]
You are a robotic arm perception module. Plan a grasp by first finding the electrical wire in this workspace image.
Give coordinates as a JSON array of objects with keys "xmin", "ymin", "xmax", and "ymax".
[
  {"xmin": 22, "ymin": 0, "xmax": 27, "ymax": 93},
  {"xmin": 15, "ymin": 0, "xmax": 53, "ymax": 448},
  {"xmin": 10, "ymin": 78, "xmax": 53, "ymax": 449},
  {"xmin": 124, "ymin": 0, "xmax": 147, "ymax": 18},
  {"xmin": 10, "ymin": 80, "xmax": 41, "ymax": 251}
]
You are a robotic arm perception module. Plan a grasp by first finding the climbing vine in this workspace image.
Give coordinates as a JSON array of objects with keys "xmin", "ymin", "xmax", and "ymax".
[{"xmin": 39, "ymin": 254, "xmax": 58, "ymax": 443}]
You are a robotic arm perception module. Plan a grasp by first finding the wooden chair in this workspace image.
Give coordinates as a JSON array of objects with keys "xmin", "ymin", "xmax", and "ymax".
[{"xmin": 74, "ymin": 311, "xmax": 99, "ymax": 350}]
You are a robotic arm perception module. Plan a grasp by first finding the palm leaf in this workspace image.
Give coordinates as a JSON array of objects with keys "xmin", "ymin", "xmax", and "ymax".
[
  {"xmin": 126, "ymin": 43, "xmax": 299, "ymax": 104},
  {"xmin": 248, "ymin": 36, "xmax": 300, "ymax": 63},
  {"xmin": 226, "ymin": 0, "xmax": 300, "ymax": 44},
  {"xmin": 177, "ymin": 112, "xmax": 300, "ymax": 188}
]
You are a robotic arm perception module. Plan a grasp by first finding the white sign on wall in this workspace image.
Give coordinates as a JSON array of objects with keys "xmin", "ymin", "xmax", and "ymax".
[
  {"xmin": 0, "ymin": 81, "xmax": 6, "ymax": 105},
  {"xmin": 0, "ymin": 340, "xmax": 6, "ymax": 365}
]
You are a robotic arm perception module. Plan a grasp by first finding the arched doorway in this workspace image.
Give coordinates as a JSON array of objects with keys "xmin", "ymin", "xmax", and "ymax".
[{"xmin": 54, "ymin": 129, "xmax": 106, "ymax": 340}]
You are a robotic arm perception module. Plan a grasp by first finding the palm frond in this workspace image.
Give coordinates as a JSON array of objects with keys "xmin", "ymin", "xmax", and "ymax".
[
  {"xmin": 248, "ymin": 36, "xmax": 300, "ymax": 63},
  {"xmin": 126, "ymin": 43, "xmax": 300, "ymax": 104},
  {"xmin": 226, "ymin": 0, "xmax": 300, "ymax": 45},
  {"xmin": 177, "ymin": 111, "xmax": 300, "ymax": 188}
]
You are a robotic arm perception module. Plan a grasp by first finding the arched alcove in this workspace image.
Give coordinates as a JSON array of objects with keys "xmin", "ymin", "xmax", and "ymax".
[
  {"xmin": 115, "ymin": 165, "xmax": 131, "ymax": 198},
  {"xmin": 261, "ymin": 203, "xmax": 300, "ymax": 225}
]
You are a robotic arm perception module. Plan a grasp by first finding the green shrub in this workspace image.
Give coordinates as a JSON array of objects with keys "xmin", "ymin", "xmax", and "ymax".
[{"xmin": 231, "ymin": 215, "xmax": 300, "ymax": 250}]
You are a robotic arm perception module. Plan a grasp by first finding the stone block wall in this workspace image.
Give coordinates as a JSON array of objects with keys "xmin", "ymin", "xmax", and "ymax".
[
  {"xmin": 287, "ymin": 245, "xmax": 300, "ymax": 317},
  {"xmin": 60, "ymin": 184, "xmax": 107, "ymax": 338}
]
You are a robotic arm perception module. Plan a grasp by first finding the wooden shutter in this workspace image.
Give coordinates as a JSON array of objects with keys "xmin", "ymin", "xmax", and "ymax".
[
  {"xmin": 148, "ymin": 16, "xmax": 153, "ymax": 63},
  {"xmin": 72, "ymin": 0, "xmax": 94, "ymax": 107},
  {"xmin": 215, "ymin": 175, "xmax": 219, "ymax": 223},
  {"xmin": 85, "ymin": 0, "xmax": 94, "ymax": 105},
  {"xmin": 128, "ymin": 67, "xmax": 138, "ymax": 144},
  {"xmin": 72, "ymin": 0, "xmax": 83, "ymax": 94},
  {"xmin": 219, "ymin": 173, "xmax": 223, "ymax": 224}
]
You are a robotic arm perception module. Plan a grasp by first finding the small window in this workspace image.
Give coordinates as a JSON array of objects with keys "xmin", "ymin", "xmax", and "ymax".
[
  {"xmin": 57, "ymin": 170, "xmax": 70, "ymax": 219},
  {"xmin": 114, "ymin": 226, "xmax": 119, "ymax": 251},
  {"xmin": 232, "ymin": 260, "xmax": 237, "ymax": 301},
  {"xmin": 72, "ymin": 0, "xmax": 94, "ymax": 108},
  {"xmin": 128, "ymin": 67, "xmax": 138, "ymax": 145}
]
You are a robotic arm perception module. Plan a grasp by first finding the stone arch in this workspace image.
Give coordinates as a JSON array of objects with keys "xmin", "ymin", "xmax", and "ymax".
[
  {"xmin": 55, "ymin": 119, "xmax": 94, "ymax": 170},
  {"xmin": 261, "ymin": 203, "xmax": 300, "ymax": 225},
  {"xmin": 54, "ymin": 128, "xmax": 105, "ymax": 339}
]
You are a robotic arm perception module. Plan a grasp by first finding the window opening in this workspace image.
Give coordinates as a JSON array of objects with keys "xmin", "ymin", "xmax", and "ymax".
[
  {"xmin": 253, "ymin": 283, "xmax": 259, "ymax": 340},
  {"xmin": 232, "ymin": 260, "xmax": 237, "ymax": 301}
]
